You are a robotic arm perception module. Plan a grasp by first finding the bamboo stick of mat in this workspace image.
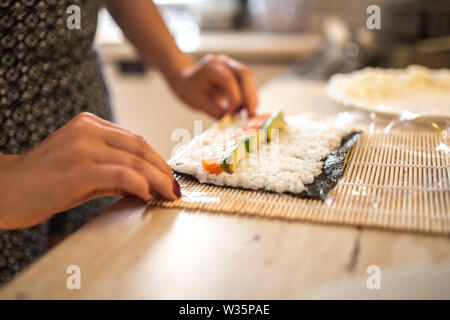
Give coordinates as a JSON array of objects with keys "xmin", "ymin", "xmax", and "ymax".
[{"xmin": 149, "ymin": 127, "xmax": 449, "ymax": 235}]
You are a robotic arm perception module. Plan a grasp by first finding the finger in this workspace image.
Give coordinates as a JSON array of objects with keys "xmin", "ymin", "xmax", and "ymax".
[
  {"xmin": 203, "ymin": 60, "xmax": 243, "ymax": 113},
  {"xmin": 74, "ymin": 112, "xmax": 134, "ymax": 136},
  {"xmin": 195, "ymin": 91, "xmax": 227, "ymax": 119},
  {"xmin": 97, "ymin": 125, "xmax": 174, "ymax": 178},
  {"xmin": 217, "ymin": 56, "xmax": 258, "ymax": 116},
  {"xmin": 84, "ymin": 164, "xmax": 152, "ymax": 201},
  {"xmin": 79, "ymin": 189, "xmax": 146, "ymax": 203},
  {"xmin": 209, "ymin": 88, "xmax": 232, "ymax": 110},
  {"xmin": 74, "ymin": 113, "xmax": 173, "ymax": 177},
  {"xmin": 95, "ymin": 149, "xmax": 179, "ymax": 200}
]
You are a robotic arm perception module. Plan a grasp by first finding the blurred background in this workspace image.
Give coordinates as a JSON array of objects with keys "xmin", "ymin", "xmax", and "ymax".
[{"xmin": 95, "ymin": 0, "xmax": 450, "ymax": 159}]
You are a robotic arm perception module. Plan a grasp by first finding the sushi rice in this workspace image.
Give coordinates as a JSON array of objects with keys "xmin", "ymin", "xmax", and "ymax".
[{"xmin": 169, "ymin": 115, "xmax": 353, "ymax": 194}]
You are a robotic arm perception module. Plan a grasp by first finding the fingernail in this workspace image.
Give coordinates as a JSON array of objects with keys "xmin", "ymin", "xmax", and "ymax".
[
  {"xmin": 173, "ymin": 179, "xmax": 182, "ymax": 198},
  {"xmin": 234, "ymin": 104, "xmax": 244, "ymax": 114}
]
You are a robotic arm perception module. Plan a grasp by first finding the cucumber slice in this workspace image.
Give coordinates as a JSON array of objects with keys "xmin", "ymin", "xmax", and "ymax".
[
  {"xmin": 243, "ymin": 132, "xmax": 259, "ymax": 153},
  {"xmin": 262, "ymin": 111, "xmax": 286, "ymax": 141},
  {"xmin": 221, "ymin": 141, "xmax": 246, "ymax": 173}
]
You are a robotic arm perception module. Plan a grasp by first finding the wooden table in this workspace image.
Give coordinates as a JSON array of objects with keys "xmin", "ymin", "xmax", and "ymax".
[{"xmin": 1, "ymin": 79, "xmax": 449, "ymax": 299}]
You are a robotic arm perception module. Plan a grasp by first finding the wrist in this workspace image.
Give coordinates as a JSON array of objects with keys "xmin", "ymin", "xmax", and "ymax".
[{"xmin": 162, "ymin": 51, "xmax": 195, "ymax": 90}]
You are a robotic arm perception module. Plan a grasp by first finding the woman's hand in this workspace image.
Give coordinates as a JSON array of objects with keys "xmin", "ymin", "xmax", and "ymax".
[
  {"xmin": 168, "ymin": 54, "xmax": 259, "ymax": 119},
  {"xmin": 0, "ymin": 112, "xmax": 181, "ymax": 230},
  {"xmin": 104, "ymin": 1, "xmax": 257, "ymax": 118}
]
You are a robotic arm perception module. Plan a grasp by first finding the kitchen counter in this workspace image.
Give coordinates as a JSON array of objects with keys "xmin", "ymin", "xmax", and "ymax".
[
  {"xmin": 1, "ymin": 78, "xmax": 449, "ymax": 299},
  {"xmin": 98, "ymin": 31, "xmax": 323, "ymax": 63}
]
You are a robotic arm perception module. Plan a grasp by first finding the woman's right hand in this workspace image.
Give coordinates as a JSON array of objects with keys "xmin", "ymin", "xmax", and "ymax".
[{"xmin": 0, "ymin": 112, "xmax": 181, "ymax": 230}]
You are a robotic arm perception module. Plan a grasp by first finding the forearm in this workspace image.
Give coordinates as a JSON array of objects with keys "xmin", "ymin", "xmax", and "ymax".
[
  {"xmin": 0, "ymin": 153, "xmax": 21, "ymax": 229},
  {"xmin": 105, "ymin": 0, "xmax": 194, "ymax": 85},
  {"xmin": 0, "ymin": 112, "xmax": 179, "ymax": 229}
]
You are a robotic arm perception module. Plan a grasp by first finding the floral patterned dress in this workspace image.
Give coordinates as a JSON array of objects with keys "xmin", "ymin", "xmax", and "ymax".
[{"xmin": 0, "ymin": 0, "xmax": 116, "ymax": 285}]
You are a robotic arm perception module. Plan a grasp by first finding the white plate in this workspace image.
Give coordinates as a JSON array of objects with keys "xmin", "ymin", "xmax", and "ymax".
[{"xmin": 326, "ymin": 65, "xmax": 450, "ymax": 120}]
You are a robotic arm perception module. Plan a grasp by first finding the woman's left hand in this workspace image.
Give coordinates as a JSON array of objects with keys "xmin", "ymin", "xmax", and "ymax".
[{"xmin": 168, "ymin": 54, "xmax": 258, "ymax": 119}]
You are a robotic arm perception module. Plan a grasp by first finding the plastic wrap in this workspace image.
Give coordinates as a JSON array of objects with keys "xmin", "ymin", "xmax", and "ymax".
[{"xmin": 162, "ymin": 109, "xmax": 449, "ymax": 234}]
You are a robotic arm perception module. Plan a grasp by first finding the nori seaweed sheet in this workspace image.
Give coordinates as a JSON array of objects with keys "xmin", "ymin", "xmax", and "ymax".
[
  {"xmin": 294, "ymin": 132, "xmax": 361, "ymax": 200},
  {"xmin": 174, "ymin": 132, "xmax": 361, "ymax": 201}
]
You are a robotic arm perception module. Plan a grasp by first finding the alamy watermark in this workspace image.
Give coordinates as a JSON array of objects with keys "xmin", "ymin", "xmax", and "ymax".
[
  {"xmin": 66, "ymin": 5, "xmax": 81, "ymax": 30},
  {"xmin": 366, "ymin": 265, "xmax": 381, "ymax": 290},
  {"xmin": 366, "ymin": 5, "xmax": 381, "ymax": 30},
  {"xmin": 66, "ymin": 264, "xmax": 81, "ymax": 290},
  {"xmin": 170, "ymin": 121, "xmax": 283, "ymax": 167}
]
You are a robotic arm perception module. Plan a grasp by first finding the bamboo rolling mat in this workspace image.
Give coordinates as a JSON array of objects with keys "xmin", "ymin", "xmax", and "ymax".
[{"xmin": 149, "ymin": 127, "xmax": 450, "ymax": 235}]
